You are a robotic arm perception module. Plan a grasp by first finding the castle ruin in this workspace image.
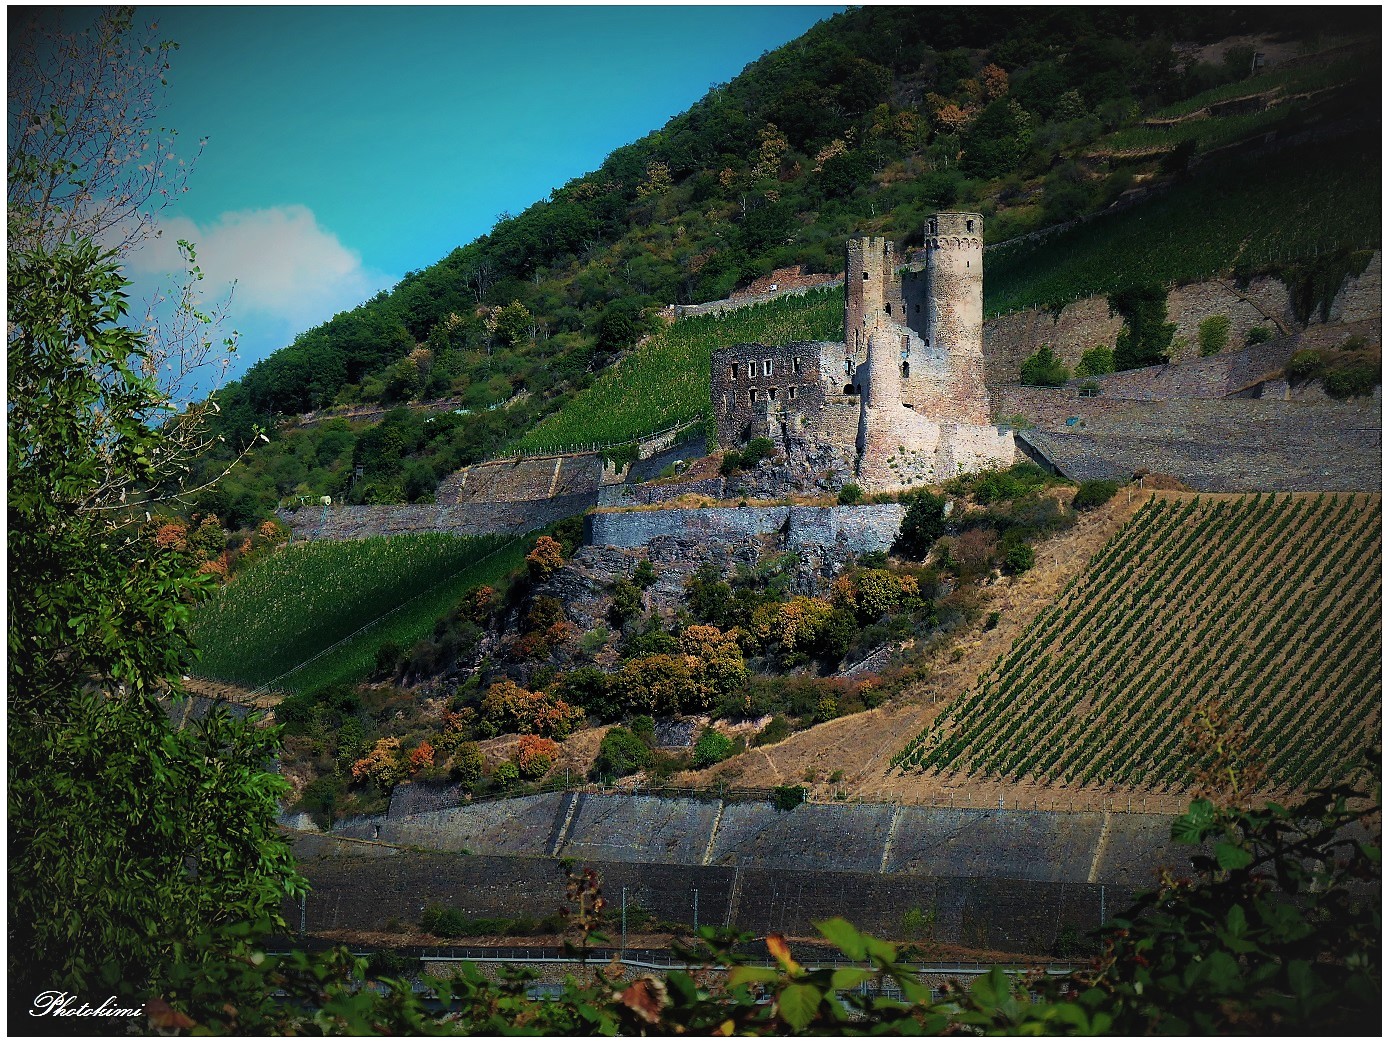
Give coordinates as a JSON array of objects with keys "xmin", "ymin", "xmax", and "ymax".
[{"xmin": 712, "ymin": 213, "xmax": 1016, "ymax": 490}]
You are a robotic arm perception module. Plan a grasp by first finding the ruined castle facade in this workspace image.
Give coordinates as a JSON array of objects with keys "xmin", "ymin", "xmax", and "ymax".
[{"xmin": 712, "ymin": 213, "xmax": 1016, "ymax": 490}]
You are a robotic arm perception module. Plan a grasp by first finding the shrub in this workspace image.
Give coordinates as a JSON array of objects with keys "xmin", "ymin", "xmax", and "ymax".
[
  {"xmin": 1072, "ymin": 479, "xmax": 1120, "ymax": 510},
  {"xmin": 1323, "ymin": 359, "xmax": 1378, "ymax": 398},
  {"xmin": 1285, "ymin": 349, "xmax": 1323, "ymax": 382},
  {"xmin": 607, "ymin": 578, "xmax": 644, "ymax": 628},
  {"xmin": 1003, "ymin": 542, "xmax": 1035, "ymax": 574},
  {"xmin": 893, "ymin": 490, "xmax": 947, "ymax": 559},
  {"xmin": 1019, "ymin": 344, "xmax": 1071, "ymax": 386},
  {"xmin": 590, "ymin": 727, "xmax": 652, "ymax": 780},
  {"xmin": 718, "ymin": 450, "xmax": 743, "ymax": 476},
  {"xmin": 753, "ymin": 715, "xmax": 792, "ymax": 747},
  {"xmin": 1197, "ymin": 314, "xmax": 1230, "ymax": 356},
  {"xmin": 373, "ymin": 640, "xmax": 403, "ymax": 677},
  {"xmin": 837, "ymin": 482, "xmax": 863, "ymax": 505},
  {"xmin": 631, "ymin": 559, "xmax": 658, "ymax": 590},
  {"xmin": 526, "ymin": 535, "xmax": 565, "ymax": 581},
  {"xmin": 419, "ymin": 904, "xmax": 469, "ymax": 937},
  {"xmin": 1245, "ymin": 325, "xmax": 1273, "ymax": 345},
  {"xmin": 516, "ymin": 734, "xmax": 559, "ymax": 779},
  {"xmin": 449, "ymin": 741, "xmax": 485, "ymax": 783},
  {"xmin": 771, "ymin": 785, "xmax": 806, "ymax": 812},
  {"xmin": 1075, "ymin": 345, "xmax": 1115, "ymax": 377},
  {"xmin": 491, "ymin": 760, "xmax": 519, "ymax": 786},
  {"xmin": 744, "ymin": 437, "xmax": 776, "ymax": 465},
  {"xmin": 692, "ymin": 727, "xmax": 735, "ymax": 769}
]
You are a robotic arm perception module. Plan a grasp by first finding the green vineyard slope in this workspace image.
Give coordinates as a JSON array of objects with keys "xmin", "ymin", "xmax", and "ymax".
[
  {"xmin": 189, "ymin": 533, "xmax": 525, "ymax": 693},
  {"xmin": 513, "ymin": 287, "xmax": 843, "ymax": 455},
  {"xmin": 893, "ymin": 493, "xmax": 1382, "ymax": 794}
]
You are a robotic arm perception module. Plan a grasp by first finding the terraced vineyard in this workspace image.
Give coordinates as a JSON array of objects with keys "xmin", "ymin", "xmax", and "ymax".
[
  {"xmin": 189, "ymin": 533, "xmax": 525, "ymax": 693},
  {"xmin": 893, "ymin": 493, "xmax": 1381, "ymax": 794}
]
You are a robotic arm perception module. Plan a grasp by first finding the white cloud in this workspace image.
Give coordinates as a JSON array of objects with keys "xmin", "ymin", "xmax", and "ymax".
[{"xmin": 124, "ymin": 204, "xmax": 394, "ymax": 333}]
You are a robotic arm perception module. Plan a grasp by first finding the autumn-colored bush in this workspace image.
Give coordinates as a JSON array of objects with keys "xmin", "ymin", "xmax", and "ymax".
[
  {"xmin": 351, "ymin": 736, "xmax": 403, "ymax": 790},
  {"xmin": 479, "ymin": 679, "xmax": 583, "ymax": 739},
  {"xmin": 526, "ymin": 535, "xmax": 565, "ymax": 581},
  {"xmin": 516, "ymin": 734, "xmax": 559, "ymax": 779},
  {"xmin": 407, "ymin": 740, "xmax": 435, "ymax": 774}
]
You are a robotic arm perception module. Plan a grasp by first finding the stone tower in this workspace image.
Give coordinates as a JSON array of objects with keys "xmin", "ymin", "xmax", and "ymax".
[
  {"xmin": 844, "ymin": 237, "xmax": 904, "ymax": 363},
  {"xmin": 922, "ymin": 212, "xmax": 989, "ymax": 424}
]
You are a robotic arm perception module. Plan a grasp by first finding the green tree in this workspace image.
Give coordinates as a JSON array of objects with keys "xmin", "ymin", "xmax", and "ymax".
[
  {"xmin": 1111, "ymin": 285, "xmax": 1176, "ymax": 370},
  {"xmin": 1019, "ymin": 344, "xmax": 1071, "ymax": 386},
  {"xmin": 8, "ymin": 237, "xmax": 302, "ymax": 1007},
  {"xmin": 590, "ymin": 726, "xmax": 653, "ymax": 780},
  {"xmin": 893, "ymin": 490, "xmax": 947, "ymax": 559},
  {"xmin": 1074, "ymin": 345, "xmax": 1115, "ymax": 377},
  {"xmin": 692, "ymin": 727, "xmax": 736, "ymax": 769}
]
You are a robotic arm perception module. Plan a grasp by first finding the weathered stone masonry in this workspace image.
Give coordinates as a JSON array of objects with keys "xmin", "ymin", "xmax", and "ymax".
[{"xmin": 714, "ymin": 214, "xmax": 1018, "ymax": 493}]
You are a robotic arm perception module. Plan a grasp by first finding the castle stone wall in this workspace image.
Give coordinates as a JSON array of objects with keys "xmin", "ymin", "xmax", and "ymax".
[{"xmin": 711, "ymin": 341, "xmax": 839, "ymax": 448}]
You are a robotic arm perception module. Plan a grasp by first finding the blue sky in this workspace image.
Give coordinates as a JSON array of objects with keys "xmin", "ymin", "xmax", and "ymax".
[{"xmin": 111, "ymin": 5, "xmax": 841, "ymax": 382}]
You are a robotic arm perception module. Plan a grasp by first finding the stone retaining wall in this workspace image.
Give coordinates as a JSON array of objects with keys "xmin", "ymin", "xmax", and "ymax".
[
  {"xmin": 291, "ymin": 791, "xmax": 1195, "ymax": 949},
  {"xmin": 279, "ymin": 491, "xmax": 596, "ymax": 543},
  {"xmin": 328, "ymin": 792, "xmax": 1188, "ymax": 885},
  {"xmin": 1014, "ymin": 393, "xmax": 1381, "ymax": 491},
  {"xmin": 585, "ymin": 505, "xmax": 906, "ymax": 555},
  {"xmin": 980, "ymin": 254, "xmax": 1381, "ymax": 384}
]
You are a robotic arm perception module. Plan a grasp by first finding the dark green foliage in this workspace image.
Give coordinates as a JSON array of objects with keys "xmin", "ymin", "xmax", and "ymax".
[
  {"xmin": 1110, "ymin": 285, "xmax": 1176, "ymax": 370},
  {"xmin": 1322, "ymin": 359, "xmax": 1378, "ymax": 398},
  {"xmin": 420, "ymin": 905, "xmax": 565, "ymax": 939},
  {"xmin": 1245, "ymin": 325, "xmax": 1274, "ymax": 345},
  {"xmin": 375, "ymin": 639, "xmax": 403, "ymax": 677},
  {"xmin": 1072, "ymin": 479, "xmax": 1120, "ymax": 510},
  {"xmin": 632, "ymin": 559, "xmax": 658, "ymax": 591},
  {"xmin": 961, "ymin": 98, "xmax": 1031, "ymax": 179},
  {"xmin": 1019, "ymin": 344, "xmax": 1071, "ymax": 386},
  {"xmin": 590, "ymin": 726, "xmax": 654, "ymax": 780},
  {"xmin": 1284, "ymin": 247, "xmax": 1376, "ymax": 324},
  {"xmin": 1196, "ymin": 313, "xmax": 1230, "ymax": 356},
  {"xmin": 1075, "ymin": 345, "xmax": 1115, "ymax": 377},
  {"xmin": 692, "ymin": 727, "xmax": 735, "ymax": 769},
  {"xmin": 1002, "ymin": 541, "xmax": 1035, "ymax": 574},
  {"xmin": 607, "ymin": 577, "xmax": 644, "ymax": 629},
  {"xmin": 837, "ymin": 482, "xmax": 863, "ymax": 505},
  {"xmin": 893, "ymin": 490, "xmax": 947, "ymax": 559},
  {"xmin": 744, "ymin": 437, "xmax": 777, "ymax": 465},
  {"xmin": 752, "ymin": 715, "xmax": 793, "ymax": 747},
  {"xmin": 772, "ymin": 785, "xmax": 807, "ymax": 812},
  {"xmin": 1285, "ymin": 349, "xmax": 1323, "ymax": 383},
  {"xmin": 9, "ymin": 237, "xmax": 302, "ymax": 1007},
  {"xmin": 950, "ymin": 461, "xmax": 1052, "ymax": 505}
]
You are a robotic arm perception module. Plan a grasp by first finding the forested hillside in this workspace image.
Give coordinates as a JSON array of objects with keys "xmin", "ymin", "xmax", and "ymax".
[{"xmin": 189, "ymin": 6, "xmax": 1380, "ymax": 527}]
